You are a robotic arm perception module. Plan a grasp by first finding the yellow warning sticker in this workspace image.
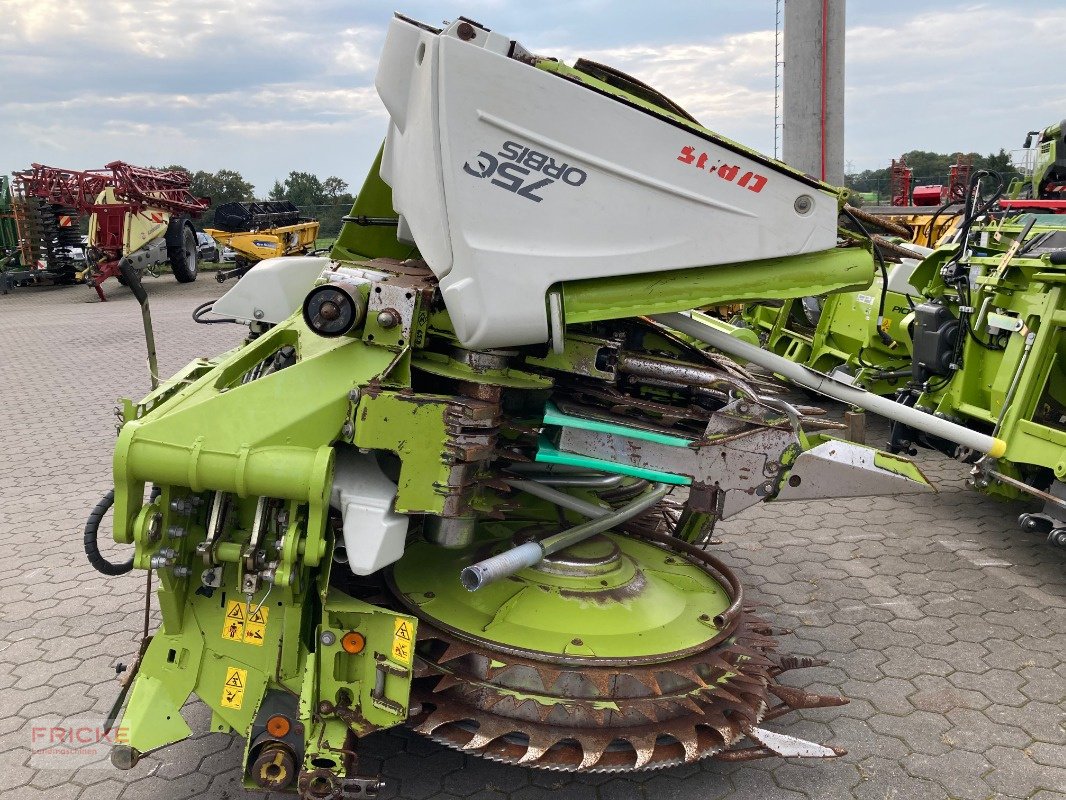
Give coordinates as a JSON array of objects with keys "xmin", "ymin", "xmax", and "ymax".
[
  {"xmin": 221, "ymin": 601, "xmax": 245, "ymax": 642},
  {"xmin": 221, "ymin": 666, "xmax": 247, "ymax": 710},
  {"xmin": 243, "ymin": 606, "xmax": 269, "ymax": 647},
  {"xmin": 221, "ymin": 601, "xmax": 269, "ymax": 646},
  {"xmin": 391, "ymin": 616, "xmax": 413, "ymax": 665}
]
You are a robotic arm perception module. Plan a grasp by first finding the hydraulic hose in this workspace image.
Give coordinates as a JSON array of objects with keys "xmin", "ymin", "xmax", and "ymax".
[
  {"xmin": 192, "ymin": 300, "xmax": 237, "ymax": 324},
  {"xmin": 83, "ymin": 490, "xmax": 133, "ymax": 576}
]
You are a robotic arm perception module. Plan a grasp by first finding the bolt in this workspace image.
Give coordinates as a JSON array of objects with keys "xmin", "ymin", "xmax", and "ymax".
[
  {"xmin": 319, "ymin": 300, "xmax": 341, "ymax": 321},
  {"xmin": 348, "ymin": 387, "xmax": 361, "ymax": 403},
  {"xmin": 377, "ymin": 309, "xmax": 399, "ymax": 329},
  {"xmin": 167, "ymin": 525, "xmax": 186, "ymax": 538},
  {"xmin": 341, "ymin": 421, "xmax": 354, "ymax": 439},
  {"xmin": 794, "ymin": 194, "xmax": 814, "ymax": 214},
  {"xmin": 571, "ymin": 638, "xmax": 583, "ymax": 646},
  {"xmin": 149, "ymin": 549, "xmax": 176, "ymax": 570},
  {"xmin": 320, "ymin": 630, "xmax": 336, "ymax": 647},
  {"xmin": 172, "ymin": 566, "xmax": 191, "ymax": 579},
  {"xmin": 456, "ymin": 21, "xmax": 476, "ymax": 40},
  {"xmin": 253, "ymin": 308, "xmax": 265, "ymax": 320}
]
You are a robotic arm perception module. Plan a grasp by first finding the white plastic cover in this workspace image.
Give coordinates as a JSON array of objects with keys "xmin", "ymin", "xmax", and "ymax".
[
  {"xmin": 330, "ymin": 447, "xmax": 410, "ymax": 576},
  {"xmin": 376, "ymin": 15, "xmax": 841, "ymax": 348},
  {"xmin": 211, "ymin": 256, "xmax": 329, "ymax": 324}
]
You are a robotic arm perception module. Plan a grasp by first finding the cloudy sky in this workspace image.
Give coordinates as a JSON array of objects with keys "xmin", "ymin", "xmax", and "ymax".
[{"xmin": 2, "ymin": 1, "xmax": 1063, "ymax": 195}]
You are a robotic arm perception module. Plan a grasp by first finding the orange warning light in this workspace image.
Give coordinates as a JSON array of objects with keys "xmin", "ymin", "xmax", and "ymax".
[
  {"xmin": 341, "ymin": 631, "xmax": 366, "ymax": 654},
  {"xmin": 266, "ymin": 715, "xmax": 291, "ymax": 738}
]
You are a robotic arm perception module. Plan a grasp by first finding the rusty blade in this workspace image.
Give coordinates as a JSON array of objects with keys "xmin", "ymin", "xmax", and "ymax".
[
  {"xmin": 769, "ymin": 684, "xmax": 849, "ymax": 711},
  {"xmin": 772, "ymin": 655, "xmax": 829, "ymax": 675},
  {"xmin": 518, "ymin": 729, "xmax": 562, "ymax": 765},
  {"xmin": 627, "ymin": 733, "xmax": 660, "ymax": 769},
  {"xmin": 577, "ymin": 733, "xmax": 614, "ymax": 769}
]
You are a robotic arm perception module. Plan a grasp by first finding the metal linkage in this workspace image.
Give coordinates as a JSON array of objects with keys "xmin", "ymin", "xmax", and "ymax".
[{"xmin": 656, "ymin": 311, "xmax": 1007, "ymax": 458}]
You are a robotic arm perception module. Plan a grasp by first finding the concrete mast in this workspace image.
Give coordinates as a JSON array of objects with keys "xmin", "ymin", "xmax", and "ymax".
[{"xmin": 782, "ymin": 0, "xmax": 845, "ymax": 185}]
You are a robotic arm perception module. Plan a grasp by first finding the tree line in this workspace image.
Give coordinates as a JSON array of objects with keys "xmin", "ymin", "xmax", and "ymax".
[
  {"xmin": 160, "ymin": 167, "xmax": 355, "ymax": 237},
  {"xmin": 166, "ymin": 147, "xmax": 1023, "ymax": 231},
  {"xmin": 846, "ymin": 149, "xmax": 1018, "ymax": 202}
]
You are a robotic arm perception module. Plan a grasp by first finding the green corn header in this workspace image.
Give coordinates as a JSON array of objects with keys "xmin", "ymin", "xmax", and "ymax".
[
  {"xmin": 84, "ymin": 13, "xmax": 1009, "ymax": 799},
  {"xmin": 727, "ymin": 172, "xmax": 1066, "ymax": 543}
]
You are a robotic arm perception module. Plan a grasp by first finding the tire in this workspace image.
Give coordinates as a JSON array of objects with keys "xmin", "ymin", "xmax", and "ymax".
[{"xmin": 169, "ymin": 221, "xmax": 198, "ymax": 283}]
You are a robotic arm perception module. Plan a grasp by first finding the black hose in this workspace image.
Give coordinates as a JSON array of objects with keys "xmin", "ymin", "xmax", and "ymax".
[
  {"xmin": 192, "ymin": 300, "xmax": 237, "ymax": 325},
  {"xmin": 83, "ymin": 490, "xmax": 133, "ymax": 576},
  {"xmin": 946, "ymin": 170, "xmax": 1007, "ymax": 354},
  {"xmin": 923, "ymin": 199, "xmax": 959, "ymax": 247}
]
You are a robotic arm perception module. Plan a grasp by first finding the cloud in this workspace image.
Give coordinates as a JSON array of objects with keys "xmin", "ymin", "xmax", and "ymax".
[
  {"xmin": 0, "ymin": 0, "xmax": 387, "ymax": 189},
  {"xmin": 2, "ymin": 2, "xmax": 1064, "ymax": 192},
  {"xmin": 557, "ymin": 31, "xmax": 778, "ymax": 151},
  {"xmin": 843, "ymin": 5, "xmax": 1066, "ymax": 167}
]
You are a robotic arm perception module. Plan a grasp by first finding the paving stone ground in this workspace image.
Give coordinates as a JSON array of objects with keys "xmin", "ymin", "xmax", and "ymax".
[{"xmin": 0, "ymin": 277, "xmax": 1063, "ymax": 800}]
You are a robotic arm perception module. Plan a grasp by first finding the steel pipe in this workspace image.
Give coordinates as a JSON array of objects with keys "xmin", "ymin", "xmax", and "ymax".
[
  {"xmin": 617, "ymin": 352, "xmax": 760, "ymax": 401},
  {"xmin": 461, "ymin": 483, "xmax": 670, "ymax": 591},
  {"xmin": 503, "ymin": 478, "xmax": 612, "ymax": 518},
  {"xmin": 655, "ymin": 312, "xmax": 1006, "ymax": 457}
]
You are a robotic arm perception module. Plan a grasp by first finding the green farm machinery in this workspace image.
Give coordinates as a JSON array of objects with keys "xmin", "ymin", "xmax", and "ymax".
[
  {"xmin": 1007, "ymin": 120, "xmax": 1066, "ymax": 204},
  {"xmin": 0, "ymin": 176, "xmax": 21, "ymax": 293},
  {"xmin": 885, "ymin": 211, "xmax": 1066, "ymax": 544},
  {"xmin": 731, "ymin": 160, "xmax": 1066, "ymax": 544},
  {"xmin": 91, "ymin": 14, "xmax": 1009, "ymax": 797}
]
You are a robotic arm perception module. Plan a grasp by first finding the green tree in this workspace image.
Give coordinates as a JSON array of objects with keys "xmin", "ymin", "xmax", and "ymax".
[
  {"xmin": 189, "ymin": 169, "xmax": 255, "ymax": 207},
  {"xmin": 270, "ymin": 171, "xmax": 326, "ymax": 207},
  {"xmin": 266, "ymin": 172, "xmax": 358, "ymax": 238},
  {"xmin": 982, "ymin": 148, "xmax": 1013, "ymax": 174},
  {"xmin": 322, "ymin": 176, "xmax": 349, "ymax": 200}
]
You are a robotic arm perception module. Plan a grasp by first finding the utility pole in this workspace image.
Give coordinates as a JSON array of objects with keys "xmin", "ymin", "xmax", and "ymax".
[{"xmin": 782, "ymin": 0, "xmax": 845, "ymax": 185}]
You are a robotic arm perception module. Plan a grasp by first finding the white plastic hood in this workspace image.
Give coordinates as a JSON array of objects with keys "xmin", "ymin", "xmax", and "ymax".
[{"xmin": 377, "ymin": 15, "xmax": 839, "ymax": 349}]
